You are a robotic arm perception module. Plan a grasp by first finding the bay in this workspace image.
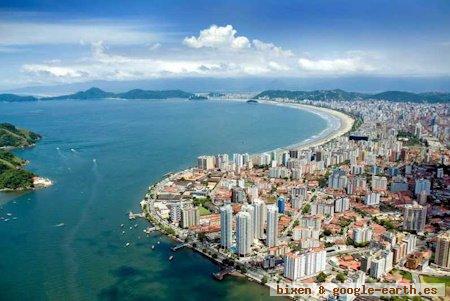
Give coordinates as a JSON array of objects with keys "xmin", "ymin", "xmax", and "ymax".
[{"xmin": 0, "ymin": 99, "xmax": 327, "ymax": 300}]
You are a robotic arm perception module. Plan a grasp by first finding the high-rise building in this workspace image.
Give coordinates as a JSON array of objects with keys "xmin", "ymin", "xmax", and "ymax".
[
  {"xmin": 220, "ymin": 204, "xmax": 233, "ymax": 249},
  {"xmin": 353, "ymin": 227, "xmax": 373, "ymax": 244},
  {"xmin": 197, "ymin": 155, "xmax": 215, "ymax": 170},
  {"xmin": 414, "ymin": 178, "xmax": 431, "ymax": 196},
  {"xmin": 328, "ymin": 169, "xmax": 348, "ymax": 189},
  {"xmin": 284, "ymin": 250, "xmax": 326, "ymax": 280},
  {"xmin": 334, "ymin": 197, "xmax": 350, "ymax": 212},
  {"xmin": 170, "ymin": 203, "xmax": 181, "ymax": 224},
  {"xmin": 403, "ymin": 203, "xmax": 427, "ymax": 232},
  {"xmin": 266, "ymin": 205, "xmax": 278, "ymax": 247},
  {"xmin": 435, "ymin": 231, "xmax": 450, "ymax": 269},
  {"xmin": 241, "ymin": 204, "xmax": 255, "ymax": 241},
  {"xmin": 277, "ymin": 196, "xmax": 285, "ymax": 214},
  {"xmin": 364, "ymin": 192, "xmax": 381, "ymax": 206},
  {"xmin": 181, "ymin": 207, "xmax": 199, "ymax": 228},
  {"xmin": 236, "ymin": 211, "xmax": 252, "ymax": 256},
  {"xmin": 231, "ymin": 187, "xmax": 246, "ymax": 203},
  {"xmin": 371, "ymin": 175, "xmax": 388, "ymax": 191},
  {"xmin": 253, "ymin": 200, "xmax": 266, "ymax": 240}
]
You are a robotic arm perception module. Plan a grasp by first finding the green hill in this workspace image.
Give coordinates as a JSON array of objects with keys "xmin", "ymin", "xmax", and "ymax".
[
  {"xmin": 40, "ymin": 87, "xmax": 194, "ymax": 100},
  {"xmin": 0, "ymin": 124, "xmax": 41, "ymax": 190},
  {"xmin": 254, "ymin": 89, "xmax": 450, "ymax": 103},
  {"xmin": 0, "ymin": 123, "xmax": 41, "ymax": 148},
  {"xmin": 0, "ymin": 94, "xmax": 37, "ymax": 102}
]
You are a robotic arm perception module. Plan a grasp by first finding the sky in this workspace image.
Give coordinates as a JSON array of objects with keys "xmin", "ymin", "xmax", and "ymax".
[{"xmin": 1, "ymin": 0, "xmax": 450, "ymax": 91}]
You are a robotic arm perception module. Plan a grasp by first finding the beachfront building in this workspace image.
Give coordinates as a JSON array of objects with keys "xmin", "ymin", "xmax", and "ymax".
[
  {"xmin": 220, "ymin": 204, "xmax": 233, "ymax": 249},
  {"xmin": 236, "ymin": 211, "xmax": 253, "ymax": 256},
  {"xmin": 253, "ymin": 200, "xmax": 267, "ymax": 240}
]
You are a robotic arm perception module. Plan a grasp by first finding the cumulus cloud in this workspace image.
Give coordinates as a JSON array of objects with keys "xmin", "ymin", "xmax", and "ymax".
[
  {"xmin": 298, "ymin": 56, "xmax": 375, "ymax": 73},
  {"xmin": 252, "ymin": 39, "xmax": 293, "ymax": 57},
  {"xmin": 183, "ymin": 25, "xmax": 250, "ymax": 49}
]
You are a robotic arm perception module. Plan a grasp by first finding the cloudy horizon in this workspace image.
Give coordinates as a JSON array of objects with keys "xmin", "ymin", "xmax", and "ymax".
[{"xmin": 1, "ymin": 0, "xmax": 449, "ymax": 91}]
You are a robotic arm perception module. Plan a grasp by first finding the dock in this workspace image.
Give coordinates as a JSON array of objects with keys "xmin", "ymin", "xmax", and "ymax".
[
  {"xmin": 213, "ymin": 267, "xmax": 235, "ymax": 280},
  {"xmin": 128, "ymin": 211, "xmax": 144, "ymax": 220},
  {"xmin": 171, "ymin": 243, "xmax": 189, "ymax": 251}
]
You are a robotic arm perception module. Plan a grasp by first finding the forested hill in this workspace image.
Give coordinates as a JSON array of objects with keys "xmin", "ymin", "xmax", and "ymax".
[{"xmin": 254, "ymin": 89, "xmax": 450, "ymax": 103}]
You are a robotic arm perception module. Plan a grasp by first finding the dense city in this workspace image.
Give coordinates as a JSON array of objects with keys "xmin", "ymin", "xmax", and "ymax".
[{"xmin": 140, "ymin": 98, "xmax": 449, "ymax": 300}]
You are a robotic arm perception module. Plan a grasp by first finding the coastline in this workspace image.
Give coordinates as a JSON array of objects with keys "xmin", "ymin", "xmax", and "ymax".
[
  {"xmin": 256, "ymin": 100, "xmax": 354, "ymax": 153},
  {"xmin": 139, "ymin": 101, "xmax": 355, "ymax": 290}
]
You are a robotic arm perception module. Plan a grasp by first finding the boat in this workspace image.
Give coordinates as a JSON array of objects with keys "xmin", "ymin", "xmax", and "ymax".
[
  {"xmin": 157, "ymin": 241, "xmax": 160, "ymax": 245},
  {"xmin": 125, "ymin": 242, "xmax": 130, "ymax": 247},
  {"xmin": 120, "ymin": 224, "xmax": 124, "ymax": 227},
  {"xmin": 246, "ymin": 99, "xmax": 258, "ymax": 104},
  {"xmin": 55, "ymin": 223, "xmax": 65, "ymax": 227},
  {"xmin": 169, "ymin": 256, "xmax": 174, "ymax": 261},
  {"xmin": 134, "ymin": 224, "xmax": 138, "ymax": 228},
  {"xmin": 151, "ymin": 245, "xmax": 155, "ymax": 250},
  {"xmin": 122, "ymin": 231, "xmax": 125, "ymax": 234}
]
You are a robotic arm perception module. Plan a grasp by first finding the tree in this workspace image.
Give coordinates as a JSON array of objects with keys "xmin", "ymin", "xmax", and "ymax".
[
  {"xmin": 316, "ymin": 272, "xmax": 327, "ymax": 283},
  {"xmin": 336, "ymin": 273, "xmax": 346, "ymax": 283},
  {"xmin": 261, "ymin": 275, "xmax": 268, "ymax": 284}
]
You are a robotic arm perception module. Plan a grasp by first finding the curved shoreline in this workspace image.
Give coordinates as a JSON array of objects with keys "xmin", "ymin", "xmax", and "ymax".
[
  {"xmin": 139, "ymin": 101, "xmax": 355, "ymax": 293},
  {"xmin": 255, "ymin": 100, "xmax": 354, "ymax": 153}
]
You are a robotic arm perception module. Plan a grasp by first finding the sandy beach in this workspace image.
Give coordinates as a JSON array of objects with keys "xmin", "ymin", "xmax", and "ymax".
[{"xmin": 257, "ymin": 100, "xmax": 355, "ymax": 153}]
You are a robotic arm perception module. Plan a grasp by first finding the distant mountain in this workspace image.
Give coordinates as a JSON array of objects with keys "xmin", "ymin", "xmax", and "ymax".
[
  {"xmin": 0, "ymin": 94, "xmax": 37, "ymax": 102},
  {"xmin": 39, "ymin": 87, "xmax": 194, "ymax": 100},
  {"xmin": 116, "ymin": 89, "xmax": 193, "ymax": 99},
  {"xmin": 42, "ymin": 87, "xmax": 115, "ymax": 100},
  {"xmin": 254, "ymin": 89, "xmax": 450, "ymax": 103}
]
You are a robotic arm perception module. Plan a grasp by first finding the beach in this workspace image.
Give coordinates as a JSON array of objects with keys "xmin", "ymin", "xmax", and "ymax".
[{"xmin": 256, "ymin": 100, "xmax": 355, "ymax": 153}]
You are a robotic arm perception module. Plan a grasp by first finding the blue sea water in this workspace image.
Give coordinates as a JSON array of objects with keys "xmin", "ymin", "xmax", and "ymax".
[{"xmin": 0, "ymin": 99, "xmax": 327, "ymax": 301}]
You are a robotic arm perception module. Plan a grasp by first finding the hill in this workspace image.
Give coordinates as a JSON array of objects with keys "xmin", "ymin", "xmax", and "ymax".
[
  {"xmin": 0, "ymin": 123, "xmax": 42, "ymax": 148},
  {"xmin": 40, "ymin": 87, "xmax": 194, "ymax": 100},
  {"xmin": 254, "ymin": 89, "xmax": 450, "ymax": 103},
  {"xmin": 0, "ymin": 124, "xmax": 42, "ymax": 190},
  {"xmin": 0, "ymin": 94, "xmax": 37, "ymax": 102}
]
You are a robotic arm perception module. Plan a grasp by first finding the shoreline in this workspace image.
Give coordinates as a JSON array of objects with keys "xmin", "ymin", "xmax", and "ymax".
[
  {"xmin": 256, "ymin": 100, "xmax": 354, "ymax": 153},
  {"xmin": 139, "ymin": 101, "xmax": 355, "ymax": 292}
]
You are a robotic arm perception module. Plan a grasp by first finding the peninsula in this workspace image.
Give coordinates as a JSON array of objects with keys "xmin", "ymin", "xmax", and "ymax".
[
  {"xmin": 137, "ymin": 96, "xmax": 449, "ymax": 299},
  {"xmin": 0, "ymin": 123, "xmax": 51, "ymax": 191}
]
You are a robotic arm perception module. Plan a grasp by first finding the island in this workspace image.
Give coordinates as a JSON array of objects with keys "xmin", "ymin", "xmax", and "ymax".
[{"xmin": 0, "ymin": 123, "xmax": 51, "ymax": 191}]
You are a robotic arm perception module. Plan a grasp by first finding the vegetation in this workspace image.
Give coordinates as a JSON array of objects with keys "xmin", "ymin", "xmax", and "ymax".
[
  {"xmin": 41, "ymin": 87, "xmax": 194, "ymax": 100},
  {"xmin": 397, "ymin": 131, "xmax": 424, "ymax": 146},
  {"xmin": 0, "ymin": 123, "xmax": 43, "ymax": 190},
  {"xmin": 336, "ymin": 272, "xmax": 347, "ymax": 283},
  {"xmin": 0, "ymin": 123, "xmax": 41, "ymax": 148},
  {"xmin": 420, "ymin": 275, "xmax": 450, "ymax": 285},
  {"xmin": 254, "ymin": 89, "xmax": 450, "ymax": 103},
  {"xmin": 316, "ymin": 272, "xmax": 328, "ymax": 283},
  {"xmin": 302, "ymin": 203, "xmax": 311, "ymax": 214},
  {"xmin": 0, "ymin": 94, "xmax": 37, "ymax": 102}
]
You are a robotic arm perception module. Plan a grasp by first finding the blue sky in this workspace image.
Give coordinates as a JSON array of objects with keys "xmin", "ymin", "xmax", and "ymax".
[{"xmin": 1, "ymin": 0, "xmax": 449, "ymax": 90}]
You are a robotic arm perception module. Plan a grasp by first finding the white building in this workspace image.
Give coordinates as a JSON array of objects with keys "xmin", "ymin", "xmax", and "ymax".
[
  {"xmin": 403, "ymin": 203, "xmax": 427, "ymax": 232},
  {"xmin": 266, "ymin": 205, "xmax": 278, "ymax": 247},
  {"xmin": 220, "ymin": 204, "xmax": 233, "ymax": 249},
  {"xmin": 253, "ymin": 200, "xmax": 266, "ymax": 240},
  {"xmin": 284, "ymin": 250, "xmax": 327, "ymax": 280},
  {"xmin": 236, "ymin": 211, "xmax": 252, "ymax": 256},
  {"xmin": 364, "ymin": 192, "xmax": 381, "ymax": 206}
]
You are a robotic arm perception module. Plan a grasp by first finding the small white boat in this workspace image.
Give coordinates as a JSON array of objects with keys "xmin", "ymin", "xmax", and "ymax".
[
  {"xmin": 6, "ymin": 213, "xmax": 12, "ymax": 216},
  {"xmin": 122, "ymin": 231, "xmax": 125, "ymax": 234},
  {"xmin": 120, "ymin": 224, "xmax": 124, "ymax": 228},
  {"xmin": 125, "ymin": 242, "xmax": 130, "ymax": 247},
  {"xmin": 55, "ymin": 223, "xmax": 65, "ymax": 227},
  {"xmin": 12, "ymin": 217, "xmax": 18, "ymax": 220},
  {"xmin": 151, "ymin": 245, "xmax": 155, "ymax": 250},
  {"xmin": 129, "ymin": 227, "xmax": 132, "ymax": 230},
  {"xmin": 169, "ymin": 256, "xmax": 174, "ymax": 261},
  {"xmin": 157, "ymin": 241, "xmax": 160, "ymax": 245}
]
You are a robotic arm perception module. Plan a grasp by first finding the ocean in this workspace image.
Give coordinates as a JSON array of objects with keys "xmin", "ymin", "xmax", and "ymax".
[{"xmin": 0, "ymin": 99, "xmax": 327, "ymax": 300}]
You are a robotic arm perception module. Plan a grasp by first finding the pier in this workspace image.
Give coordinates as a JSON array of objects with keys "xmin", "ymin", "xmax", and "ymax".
[
  {"xmin": 171, "ymin": 243, "xmax": 189, "ymax": 251},
  {"xmin": 128, "ymin": 211, "xmax": 144, "ymax": 220},
  {"xmin": 212, "ymin": 267, "xmax": 235, "ymax": 280}
]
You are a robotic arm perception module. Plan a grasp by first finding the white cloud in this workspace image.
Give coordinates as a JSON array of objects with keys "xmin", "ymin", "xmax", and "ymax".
[
  {"xmin": 252, "ymin": 39, "xmax": 293, "ymax": 57},
  {"xmin": 298, "ymin": 56, "xmax": 375, "ymax": 74},
  {"xmin": 0, "ymin": 21, "xmax": 156, "ymax": 46},
  {"xmin": 22, "ymin": 65, "xmax": 87, "ymax": 78},
  {"xmin": 183, "ymin": 25, "xmax": 250, "ymax": 49}
]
